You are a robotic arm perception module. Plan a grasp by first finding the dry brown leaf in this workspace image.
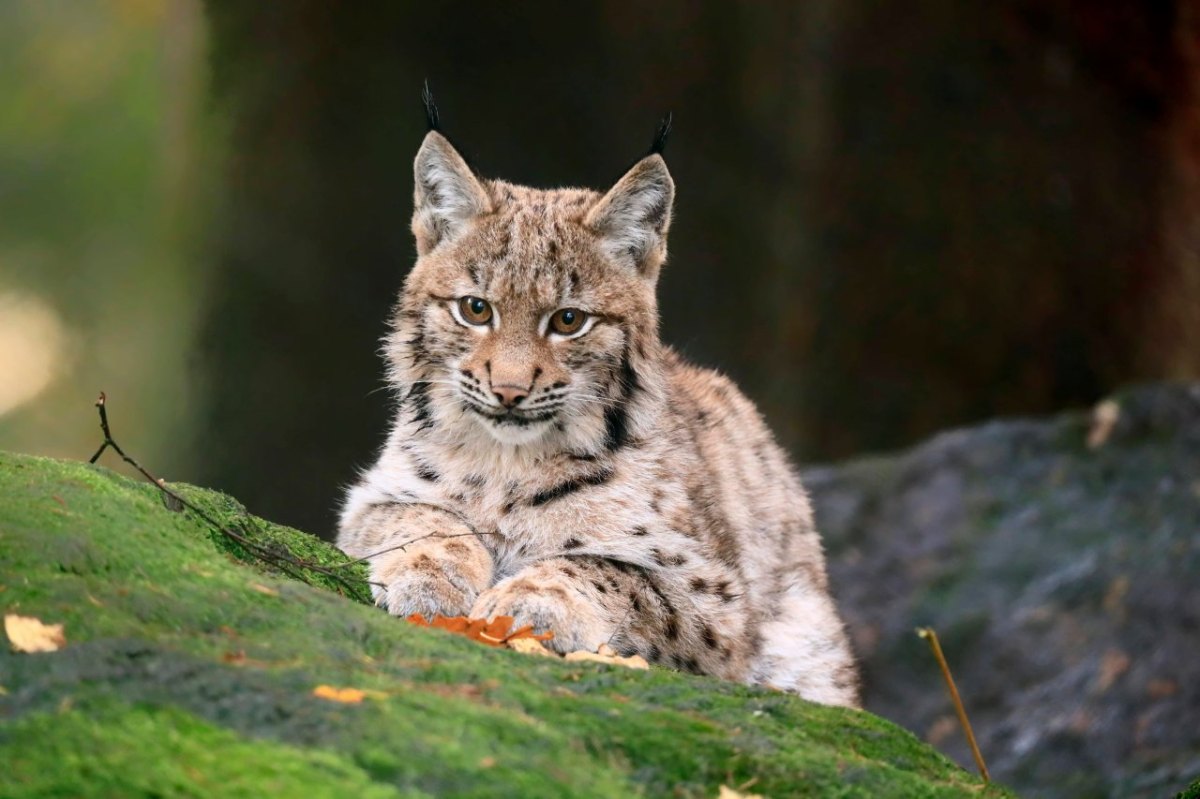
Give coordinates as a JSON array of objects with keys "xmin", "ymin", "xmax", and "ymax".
[
  {"xmin": 312, "ymin": 685, "xmax": 366, "ymax": 703},
  {"xmin": 435, "ymin": 615, "xmax": 469, "ymax": 634},
  {"xmin": 478, "ymin": 616, "xmax": 512, "ymax": 644},
  {"xmin": 465, "ymin": 617, "xmax": 488, "ymax": 641},
  {"xmin": 506, "ymin": 624, "xmax": 553, "ymax": 642},
  {"xmin": 718, "ymin": 786, "xmax": 764, "ymax": 799},
  {"xmin": 1094, "ymin": 649, "xmax": 1131, "ymax": 693},
  {"xmin": 249, "ymin": 583, "xmax": 280, "ymax": 597},
  {"xmin": 4, "ymin": 613, "xmax": 66, "ymax": 653},
  {"xmin": 507, "ymin": 636, "xmax": 556, "ymax": 657},
  {"xmin": 564, "ymin": 643, "xmax": 649, "ymax": 670},
  {"xmin": 406, "ymin": 614, "xmax": 554, "ymax": 646},
  {"xmin": 1147, "ymin": 678, "xmax": 1179, "ymax": 699}
]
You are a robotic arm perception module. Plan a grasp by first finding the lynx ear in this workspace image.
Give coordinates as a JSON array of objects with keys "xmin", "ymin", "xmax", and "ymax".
[
  {"xmin": 585, "ymin": 154, "xmax": 675, "ymax": 277},
  {"xmin": 412, "ymin": 131, "xmax": 492, "ymax": 255}
]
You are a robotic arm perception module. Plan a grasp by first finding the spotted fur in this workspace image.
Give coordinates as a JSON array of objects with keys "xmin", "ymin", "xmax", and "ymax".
[{"xmin": 339, "ymin": 125, "xmax": 859, "ymax": 706}]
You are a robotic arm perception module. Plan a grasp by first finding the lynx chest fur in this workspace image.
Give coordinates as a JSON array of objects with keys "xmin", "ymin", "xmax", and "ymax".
[{"xmin": 339, "ymin": 106, "xmax": 859, "ymax": 707}]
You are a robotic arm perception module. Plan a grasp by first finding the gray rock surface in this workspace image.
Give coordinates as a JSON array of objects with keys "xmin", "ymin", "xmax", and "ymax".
[{"xmin": 807, "ymin": 383, "xmax": 1200, "ymax": 799}]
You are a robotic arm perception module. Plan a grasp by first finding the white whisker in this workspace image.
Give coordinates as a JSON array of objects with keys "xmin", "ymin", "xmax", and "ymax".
[{"xmin": 568, "ymin": 393, "xmax": 624, "ymax": 409}]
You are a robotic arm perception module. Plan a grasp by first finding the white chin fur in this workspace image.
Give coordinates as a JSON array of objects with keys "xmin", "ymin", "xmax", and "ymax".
[{"xmin": 473, "ymin": 415, "xmax": 554, "ymax": 446}]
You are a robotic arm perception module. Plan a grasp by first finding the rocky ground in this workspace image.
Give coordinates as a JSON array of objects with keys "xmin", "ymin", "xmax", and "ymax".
[
  {"xmin": 808, "ymin": 383, "xmax": 1200, "ymax": 799},
  {"xmin": 0, "ymin": 449, "xmax": 1004, "ymax": 798}
]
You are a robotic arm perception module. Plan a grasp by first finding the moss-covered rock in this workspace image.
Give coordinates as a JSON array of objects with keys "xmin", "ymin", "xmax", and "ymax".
[
  {"xmin": 0, "ymin": 450, "xmax": 1007, "ymax": 797},
  {"xmin": 807, "ymin": 383, "xmax": 1200, "ymax": 799},
  {"xmin": 1177, "ymin": 777, "xmax": 1200, "ymax": 799}
]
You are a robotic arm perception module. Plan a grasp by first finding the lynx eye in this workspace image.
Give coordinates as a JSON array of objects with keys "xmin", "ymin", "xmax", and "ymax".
[
  {"xmin": 549, "ymin": 308, "xmax": 588, "ymax": 336},
  {"xmin": 457, "ymin": 296, "xmax": 493, "ymax": 326}
]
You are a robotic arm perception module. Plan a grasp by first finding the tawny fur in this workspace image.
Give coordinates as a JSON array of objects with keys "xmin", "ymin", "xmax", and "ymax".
[{"xmin": 339, "ymin": 130, "xmax": 859, "ymax": 707}]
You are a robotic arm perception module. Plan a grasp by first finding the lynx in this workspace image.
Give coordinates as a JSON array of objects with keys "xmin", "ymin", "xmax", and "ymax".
[{"xmin": 339, "ymin": 96, "xmax": 859, "ymax": 706}]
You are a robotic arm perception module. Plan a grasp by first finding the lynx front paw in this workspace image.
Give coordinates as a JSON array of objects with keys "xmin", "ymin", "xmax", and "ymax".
[
  {"xmin": 373, "ymin": 552, "xmax": 480, "ymax": 618},
  {"xmin": 470, "ymin": 566, "xmax": 610, "ymax": 654},
  {"xmin": 376, "ymin": 570, "xmax": 472, "ymax": 618}
]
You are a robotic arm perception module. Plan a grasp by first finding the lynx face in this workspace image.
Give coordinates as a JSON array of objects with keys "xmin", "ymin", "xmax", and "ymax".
[{"xmin": 390, "ymin": 133, "xmax": 672, "ymax": 450}]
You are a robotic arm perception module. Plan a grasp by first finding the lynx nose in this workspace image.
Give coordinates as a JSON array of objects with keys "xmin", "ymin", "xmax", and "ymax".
[{"xmin": 492, "ymin": 384, "xmax": 529, "ymax": 409}]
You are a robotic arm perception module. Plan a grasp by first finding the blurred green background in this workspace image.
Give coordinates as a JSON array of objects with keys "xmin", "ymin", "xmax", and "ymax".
[
  {"xmin": 0, "ymin": 0, "xmax": 210, "ymax": 482},
  {"xmin": 2, "ymin": 0, "xmax": 1198, "ymax": 538}
]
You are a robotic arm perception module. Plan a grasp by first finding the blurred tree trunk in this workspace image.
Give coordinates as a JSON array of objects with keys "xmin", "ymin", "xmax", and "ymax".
[
  {"xmin": 792, "ymin": 0, "xmax": 1200, "ymax": 457},
  {"xmin": 1149, "ymin": 2, "xmax": 1200, "ymax": 378},
  {"xmin": 198, "ymin": 1, "xmax": 1199, "ymax": 536}
]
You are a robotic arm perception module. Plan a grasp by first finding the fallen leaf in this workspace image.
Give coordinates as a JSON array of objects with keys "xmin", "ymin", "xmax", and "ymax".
[
  {"xmin": 465, "ymin": 617, "xmax": 488, "ymax": 641},
  {"xmin": 436, "ymin": 615, "xmax": 470, "ymax": 634},
  {"xmin": 4, "ymin": 613, "xmax": 66, "ymax": 653},
  {"xmin": 507, "ymin": 636, "xmax": 556, "ymax": 657},
  {"xmin": 506, "ymin": 624, "xmax": 553, "ymax": 642},
  {"xmin": 564, "ymin": 643, "xmax": 649, "ymax": 670},
  {"xmin": 406, "ymin": 614, "xmax": 553, "ymax": 646},
  {"xmin": 1094, "ymin": 648, "xmax": 1131, "ymax": 692},
  {"xmin": 250, "ymin": 583, "xmax": 280, "ymax": 597},
  {"xmin": 1147, "ymin": 678, "xmax": 1179, "ymax": 699},
  {"xmin": 478, "ymin": 756, "xmax": 497, "ymax": 768},
  {"xmin": 718, "ymin": 786, "xmax": 764, "ymax": 799},
  {"xmin": 312, "ymin": 685, "xmax": 366, "ymax": 703},
  {"xmin": 1087, "ymin": 399, "xmax": 1120, "ymax": 449},
  {"xmin": 479, "ymin": 615, "xmax": 515, "ymax": 644}
]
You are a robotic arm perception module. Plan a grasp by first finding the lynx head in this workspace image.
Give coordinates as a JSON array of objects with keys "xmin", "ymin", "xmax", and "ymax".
[{"xmin": 388, "ymin": 110, "xmax": 675, "ymax": 453}]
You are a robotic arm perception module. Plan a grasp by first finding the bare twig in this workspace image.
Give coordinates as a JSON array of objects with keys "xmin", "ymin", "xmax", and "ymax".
[
  {"xmin": 605, "ymin": 589, "xmax": 640, "ymax": 649},
  {"xmin": 917, "ymin": 627, "xmax": 990, "ymax": 782},
  {"xmin": 88, "ymin": 393, "xmax": 375, "ymax": 604},
  {"xmin": 329, "ymin": 530, "xmax": 502, "ymax": 571}
]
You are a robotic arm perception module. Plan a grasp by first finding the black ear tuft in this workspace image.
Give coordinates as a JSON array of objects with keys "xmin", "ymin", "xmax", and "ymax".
[
  {"xmin": 422, "ymin": 79, "xmax": 440, "ymax": 132},
  {"xmin": 648, "ymin": 112, "xmax": 673, "ymax": 156}
]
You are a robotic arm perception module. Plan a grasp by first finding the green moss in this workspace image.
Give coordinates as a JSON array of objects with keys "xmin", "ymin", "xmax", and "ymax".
[
  {"xmin": 170, "ymin": 480, "xmax": 372, "ymax": 601},
  {"xmin": 1178, "ymin": 778, "xmax": 1200, "ymax": 799},
  {"xmin": 0, "ymin": 700, "xmax": 415, "ymax": 799},
  {"xmin": 0, "ymin": 450, "xmax": 1014, "ymax": 797}
]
